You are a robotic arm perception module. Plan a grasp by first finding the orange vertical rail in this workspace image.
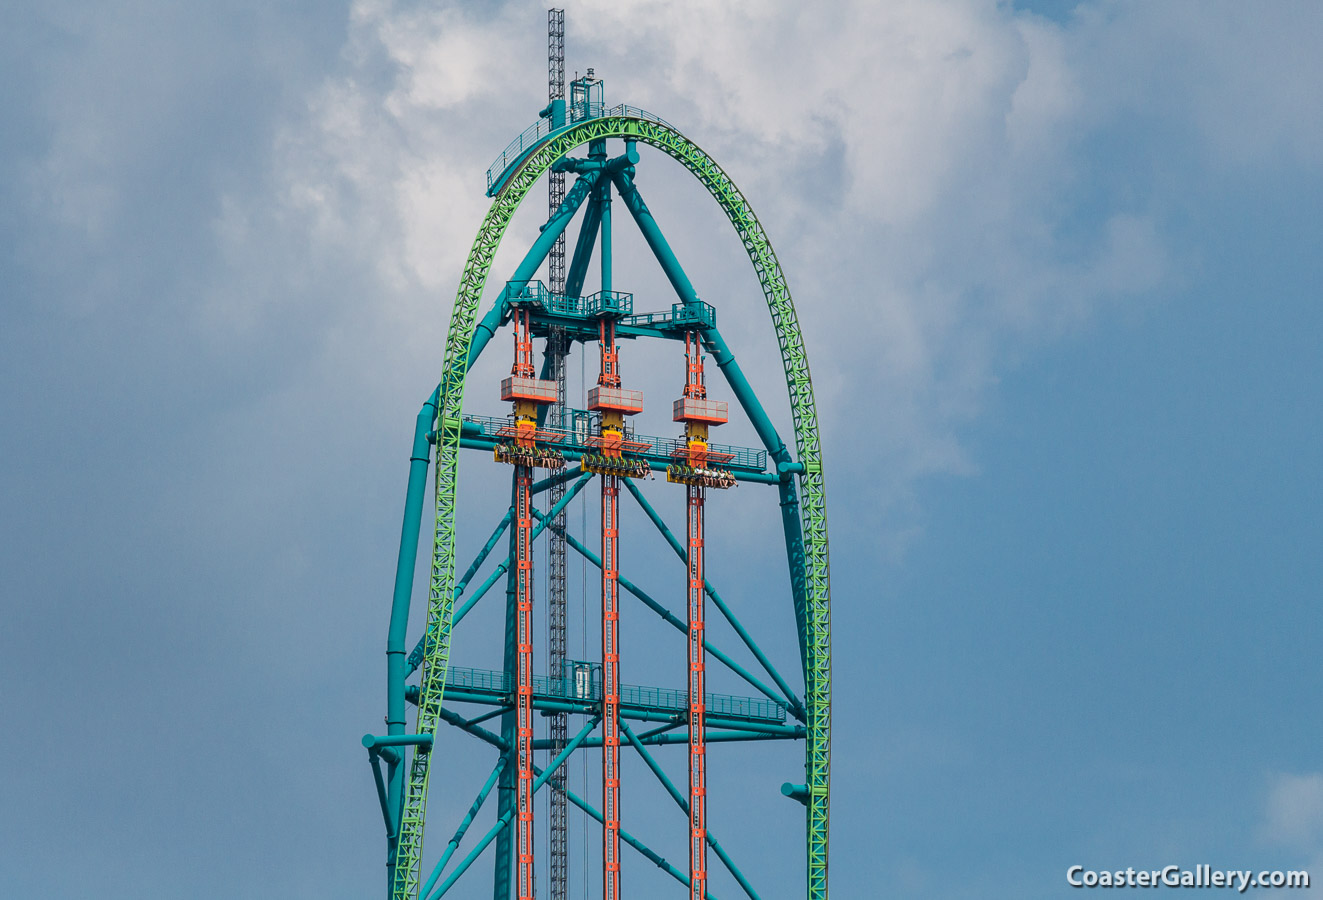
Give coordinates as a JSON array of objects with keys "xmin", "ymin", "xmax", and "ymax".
[
  {"xmin": 589, "ymin": 314, "xmax": 629, "ymax": 900},
  {"xmin": 685, "ymin": 331, "xmax": 709, "ymax": 900},
  {"xmin": 498, "ymin": 304, "xmax": 562, "ymax": 900},
  {"xmin": 514, "ymin": 307, "xmax": 536, "ymax": 900},
  {"xmin": 668, "ymin": 330, "xmax": 731, "ymax": 899},
  {"xmin": 601, "ymin": 316, "xmax": 622, "ymax": 900},
  {"xmin": 687, "ymin": 482, "xmax": 708, "ymax": 900},
  {"xmin": 515, "ymin": 464, "xmax": 535, "ymax": 900},
  {"xmin": 584, "ymin": 313, "xmax": 645, "ymax": 900},
  {"xmin": 601, "ymin": 473, "xmax": 622, "ymax": 900}
]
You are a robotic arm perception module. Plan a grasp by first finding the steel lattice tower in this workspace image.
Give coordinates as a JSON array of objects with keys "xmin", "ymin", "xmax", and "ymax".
[{"xmin": 543, "ymin": 10, "xmax": 570, "ymax": 900}]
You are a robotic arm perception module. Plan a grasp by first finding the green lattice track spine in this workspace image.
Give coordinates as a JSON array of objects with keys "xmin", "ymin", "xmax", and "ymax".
[{"xmin": 393, "ymin": 114, "xmax": 831, "ymax": 900}]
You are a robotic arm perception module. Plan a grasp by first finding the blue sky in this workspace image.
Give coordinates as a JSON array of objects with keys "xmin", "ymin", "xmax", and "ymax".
[{"xmin": 3, "ymin": 1, "xmax": 1322, "ymax": 897}]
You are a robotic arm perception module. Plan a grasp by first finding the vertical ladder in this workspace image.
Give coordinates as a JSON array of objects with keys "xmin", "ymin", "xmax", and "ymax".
[
  {"xmin": 544, "ymin": 9, "xmax": 570, "ymax": 900},
  {"xmin": 547, "ymin": 9, "xmax": 567, "ymax": 297}
]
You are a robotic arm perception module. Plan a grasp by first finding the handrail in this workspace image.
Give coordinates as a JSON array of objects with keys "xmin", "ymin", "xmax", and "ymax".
[
  {"xmin": 444, "ymin": 664, "xmax": 786, "ymax": 722},
  {"xmin": 486, "ymin": 104, "xmax": 674, "ymax": 191}
]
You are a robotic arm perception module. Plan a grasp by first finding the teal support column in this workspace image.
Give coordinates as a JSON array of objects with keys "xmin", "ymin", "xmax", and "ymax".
[
  {"xmin": 781, "ymin": 783, "xmax": 809, "ymax": 806},
  {"xmin": 368, "ymin": 750, "xmax": 394, "ymax": 833},
  {"xmin": 438, "ymin": 706, "xmax": 509, "ymax": 752},
  {"xmin": 458, "ymin": 511, "xmax": 514, "ymax": 597},
  {"xmin": 610, "ymin": 168, "xmax": 698, "ymax": 313},
  {"xmin": 564, "ymin": 196, "xmax": 601, "ymax": 299},
  {"xmin": 434, "ymin": 473, "xmax": 591, "ymax": 642},
  {"xmin": 468, "ymin": 169, "xmax": 603, "ymax": 372},
  {"xmin": 564, "ymin": 137, "xmax": 607, "ymax": 297},
  {"xmin": 537, "ymin": 97, "xmax": 566, "ymax": 128},
  {"xmin": 524, "ymin": 168, "xmax": 599, "ymax": 280},
  {"xmin": 531, "ymin": 466, "xmax": 584, "ymax": 495},
  {"xmin": 702, "ymin": 326, "xmax": 791, "ymax": 464},
  {"xmin": 385, "ymin": 386, "xmax": 438, "ymax": 879},
  {"xmin": 364, "ymin": 734, "xmax": 436, "ymax": 751},
  {"xmin": 599, "ymin": 176, "xmax": 612, "ymax": 293},
  {"xmin": 778, "ymin": 477, "xmax": 810, "ymax": 675}
]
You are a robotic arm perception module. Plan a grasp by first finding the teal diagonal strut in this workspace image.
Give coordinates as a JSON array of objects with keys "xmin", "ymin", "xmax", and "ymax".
[{"xmin": 395, "ymin": 113, "xmax": 831, "ymax": 900}]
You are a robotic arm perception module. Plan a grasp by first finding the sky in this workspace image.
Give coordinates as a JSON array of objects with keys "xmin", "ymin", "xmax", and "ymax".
[{"xmin": 2, "ymin": 1, "xmax": 1322, "ymax": 897}]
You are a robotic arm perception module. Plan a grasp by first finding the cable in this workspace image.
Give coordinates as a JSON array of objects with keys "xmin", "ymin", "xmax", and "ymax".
[{"xmin": 580, "ymin": 336, "xmax": 589, "ymax": 900}]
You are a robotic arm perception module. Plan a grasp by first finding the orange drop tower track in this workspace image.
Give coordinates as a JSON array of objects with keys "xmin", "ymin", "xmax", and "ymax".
[
  {"xmin": 497, "ymin": 307, "xmax": 562, "ymax": 900},
  {"xmin": 669, "ymin": 331, "xmax": 736, "ymax": 899},
  {"xmin": 584, "ymin": 315, "xmax": 646, "ymax": 900}
]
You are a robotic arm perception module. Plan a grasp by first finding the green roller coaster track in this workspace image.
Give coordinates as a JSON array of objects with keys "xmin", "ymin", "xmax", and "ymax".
[{"xmin": 388, "ymin": 111, "xmax": 831, "ymax": 899}]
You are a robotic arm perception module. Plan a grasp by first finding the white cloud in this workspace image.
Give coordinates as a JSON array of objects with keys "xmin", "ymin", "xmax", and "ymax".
[
  {"xmin": 1068, "ymin": 1, "xmax": 1323, "ymax": 170},
  {"xmin": 234, "ymin": 0, "xmax": 1320, "ymax": 555},
  {"xmin": 1261, "ymin": 772, "xmax": 1323, "ymax": 887},
  {"xmin": 1264, "ymin": 772, "xmax": 1323, "ymax": 849},
  {"xmin": 375, "ymin": 4, "xmax": 522, "ymax": 113}
]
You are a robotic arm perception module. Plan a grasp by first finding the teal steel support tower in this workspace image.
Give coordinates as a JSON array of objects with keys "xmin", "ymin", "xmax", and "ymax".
[{"xmin": 366, "ymin": 26, "xmax": 831, "ymax": 900}]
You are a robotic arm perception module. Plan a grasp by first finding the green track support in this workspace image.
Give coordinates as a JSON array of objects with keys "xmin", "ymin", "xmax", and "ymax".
[{"xmin": 393, "ymin": 112, "xmax": 831, "ymax": 900}]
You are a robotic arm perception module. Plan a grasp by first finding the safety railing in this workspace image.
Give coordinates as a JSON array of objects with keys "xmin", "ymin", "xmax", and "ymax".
[
  {"xmin": 503, "ymin": 279, "xmax": 583, "ymax": 316},
  {"xmin": 443, "ymin": 665, "xmax": 785, "ymax": 722},
  {"xmin": 643, "ymin": 435, "xmax": 766, "ymax": 471},
  {"xmin": 622, "ymin": 301, "xmax": 716, "ymax": 331},
  {"xmin": 486, "ymin": 105, "xmax": 674, "ymax": 191},
  {"xmin": 502, "ymin": 283, "xmax": 721, "ymax": 332},
  {"xmin": 486, "ymin": 118, "xmax": 555, "ymax": 191},
  {"xmin": 603, "ymin": 104, "xmax": 673, "ymax": 128},
  {"xmin": 462, "ymin": 413, "xmax": 768, "ymax": 472},
  {"xmin": 583, "ymin": 289, "xmax": 633, "ymax": 317}
]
